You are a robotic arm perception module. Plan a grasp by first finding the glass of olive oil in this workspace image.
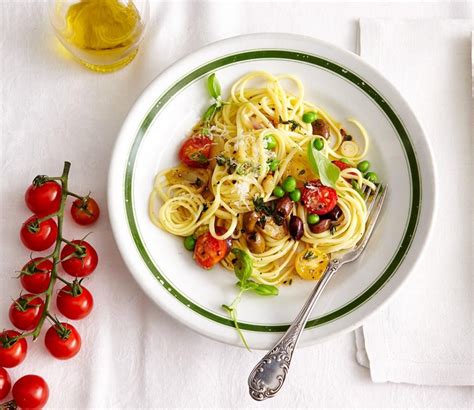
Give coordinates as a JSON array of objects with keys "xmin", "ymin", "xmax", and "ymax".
[{"xmin": 49, "ymin": 0, "xmax": 149, "ymax": 73}]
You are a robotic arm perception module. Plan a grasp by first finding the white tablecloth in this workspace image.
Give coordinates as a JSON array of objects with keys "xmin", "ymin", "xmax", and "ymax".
[{"xmin": 1, "ymin": 1, "xmax": 472, "ymax": 408}]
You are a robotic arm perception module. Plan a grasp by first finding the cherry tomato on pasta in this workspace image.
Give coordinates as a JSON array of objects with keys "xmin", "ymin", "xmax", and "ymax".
[
  {"xmin": 302, "ymin": 180, "xmax": 338, "ymax": 215},
  {"xmin": 178, "ymin": 136, "xmax": 212, "ymax": 168},
  {"xmin": 71, "ymin": 197, "xmax": 100, "ymax": 225},
  {"xmin": 0, "ymin": 330, "xmax": 27, "ymax": 368},
  {"xmin": 193, "ymin": 228, "xmax": 231, "ymax": 270},
  {"xmin": 25, "ymin": 178, "xmax": 61, "ymax": 217},
  {"xmin": 20, "ymin": 258, "xmax": 53, "ymax": 294},
  {"xmin": 12, "ymin": 374, "xmax": 49, "ymax": 409},
  {"xmin": 20, "ymin": 215, "xmax": 58, "ymax": 251},
  {"xmin": 332, "ymin": 160, "xmax": 351, "ymax": 171}
]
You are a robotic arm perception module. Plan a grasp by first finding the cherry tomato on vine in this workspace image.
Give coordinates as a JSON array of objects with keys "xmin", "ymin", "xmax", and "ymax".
[
  {"xmin": 0, "ymin": 367, "xmax": 11, "ymax": 400},
  {"xmin": 44, "ymin": 322, "xmax": 81, "ymax": 360},
  {"xmin": 0, "ymin": 330, "xmax": 27, "ymax": 368},
  {"xmin": 178, "ymin": 135, "xmax": 212, "ymax": 168},
  {"xmin": 193, "ymin": 227, "xmax": 231, "ymax": 270},
  {"xmin": 9, "ymin": 295, "xmax": 44, "ymax": 331},
  {"xmin": 302, "ymin": 180, "xmax": 338, "ymax": 215},
  {"xmin": 57, "ymin": 283, "xmax": 94, "ymax": 320},
  {"xmin": 12, "ymin": 374, "xmax": 49, "ymax": 409},
  {"xmin": 20, "ymin": 215, "xmax": 58, "ymax": 251},
  {"xmin": 25, "ymin": 177, "xmax": 62, "ymax": 217},
  {"xmin": 20, "ymin": 258, "xmax": 53, "ymax": 294},
  {"xmin": 60, "ymin": 240, "xmax": 98, "ymax": 277},
  {"xmin": 71, "ymin": 196, "xmax": 100, "ymax": 225}
]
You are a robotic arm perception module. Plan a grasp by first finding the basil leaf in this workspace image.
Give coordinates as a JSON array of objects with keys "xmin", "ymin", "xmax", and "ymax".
[
  {"xmin": 202, "ymin": 103, "xmax": 217, "ymax": 123},
  {"xmin": 307, "ymin": 140, "xmax": 340, "ymax": 188},
  {"xmin": 253, "ymin": 284, "xmax": 279, "ymax": 296},
  {"xmin": 207, "ymin": 73, "xmax": 221, "ymax": 99},
  {"xmin": 236, "ymin": 280, "xmax": 259, "ymax": 291},
  {"xmin": 231, "ymin": 248, "xmax": 253, "ymax": 284}
]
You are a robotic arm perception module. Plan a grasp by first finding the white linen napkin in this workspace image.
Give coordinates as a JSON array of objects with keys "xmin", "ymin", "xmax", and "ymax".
[{"xmin": 355, "ymin": 19, "xmax": 473, "ymax": 386}]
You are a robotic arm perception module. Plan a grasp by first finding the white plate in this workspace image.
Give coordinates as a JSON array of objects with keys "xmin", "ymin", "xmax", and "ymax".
[{"xmin": 108, "ymin": 33, "xmax": 435, "ymax": 350}]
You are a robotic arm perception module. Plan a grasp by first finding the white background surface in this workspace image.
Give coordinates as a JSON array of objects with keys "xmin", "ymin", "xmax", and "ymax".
[{"xmin": 0, "ymin": 0, "xmax": 472, "ymax": 408}]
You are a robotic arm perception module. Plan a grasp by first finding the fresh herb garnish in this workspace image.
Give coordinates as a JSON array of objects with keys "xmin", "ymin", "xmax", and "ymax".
[
  {"xmin": 253, "ymin": 196, "xmax": 274, "ymax": 216},
  {"xmin": 303, "ymin": 250, "xmax": 315, "ymax": 260},
  {"xmin": 222, "ymin": 249, "xmax": 279, "ymax": 350},
  {"xmin": 202, "ymin": 73, "xmax": 224, "ymax": 126},
  {"xmin": 189, "ymin": 151, "xmax": 209, "ymax": 165},
  {"xmin": 279, "ymin": 115, "xmax": 301, "ymax": 131},
  {"xmin": 307, "ymin": 138, "xmax": 340, "ymax": 188},
  {"xmin": 216, "ymin": 154, "xmax": 227, "ymax": 166},
  {"xmin": 351, "ymin": 180, "xmax": 364, "ymax": 197},
  {"xmin": 193, "ymin": 177, "xmax": 203, "ymax": 187}
]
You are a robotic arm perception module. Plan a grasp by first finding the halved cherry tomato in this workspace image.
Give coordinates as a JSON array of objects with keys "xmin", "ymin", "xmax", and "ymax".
[
  {"xmin": 71, "ymin": 197, "xmax": 100, "ymax": 225},
  {"xmin": 9, "ymin": 295, "xmax": 44, "ymax": 331},
  {"xmin": 193, "ymin": 227, "xmax": 231, "ymax": 269},
  {"xmin": 56, "ymin": 283, "xmax": 94, "ymax": 320},
  {"xmin": 0, "ymin": 330, "xmax": 27, "ymax": 368},
  {"xmin": 0, "ymin": 367, "xmax": 11, "ymax": 400},
  {"xmin": 12, "ymin": 374, "xmax": 49, "ymax": 409},
  {"xmin": 44, "ymin": 323, "xmax": 81, "ymax": 360},
  {"xmin": 25, "ymin": 178, "xmax": 61, "ymax": 217},
  {"xmin": 20, "ymin": 215, "xmax": 58, "ymax": 251},
  {"xmin": 332, "ymin": 160, "xmax": 351, "ymax": 171},
  {"xmin": 61, "ymin": 240, "xmax": 98, "ymax": 277},
  {"xmin": 302, "ymin": 180, "xmax": 338, "ymax": 215},
  {"xmin": 20, "ymin": 258, "xmax": 52, "ymax": 294},
  {"xmin": 178, "ymin": 135, "xmax": 212, "ymax": 168}
]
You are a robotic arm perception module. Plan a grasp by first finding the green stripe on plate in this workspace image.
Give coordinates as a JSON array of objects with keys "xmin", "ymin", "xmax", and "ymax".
[{"xmin": 124, "ymin": 50, "xmax": 421, "ymax": 332}]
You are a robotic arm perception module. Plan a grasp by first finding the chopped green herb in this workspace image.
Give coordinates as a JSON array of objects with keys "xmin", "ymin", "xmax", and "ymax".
[{"xmin": 303, "ymin": 250, "xmax": 316, "ymax": 260}]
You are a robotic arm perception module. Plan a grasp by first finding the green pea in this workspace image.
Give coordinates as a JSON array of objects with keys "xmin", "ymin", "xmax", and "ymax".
[
  {"xmin": 339, "ymin": 158, "xmax": 351, "ymax": 164},
  {"xmin": 282, "ymin": 176, "xmax": 297, "ymax": 193},
  {"xmin": 268, "ymin": 159, "xmax": 279, "ymax": 172},
  {"xmin": 264, "ymin": 134, "xmax": 277, "ymax": 150},
  {"xmin": 357, "ymin": 160, "xmax": 370, "ymax": 173},
  {"xmin": 313, "ymin": 138, "xmax": 324, "ymax": 151},
  {"xmin": 183, "ymin": 235, "xmax": 196, "ymax": 251},
  {"xmin": 307, "ymin": 214, "xmax": 320, "ymax": 225},
  {"xmin": 289, "ymin": 188, "xmax": 301, "ymax": 202},
  {"xmin": 365, "ymin": 171, "xmax": 379, "ymax": 183},
  {"xmin": 273, "ymin": 186, "xmax": 285, "ymax": 198},
  {"xmin": 302, "ymin": 111, "xmax": 317, "ymax": 124}
]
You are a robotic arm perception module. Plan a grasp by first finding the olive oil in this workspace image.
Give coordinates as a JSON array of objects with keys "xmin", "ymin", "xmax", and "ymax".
[{"xmin": 55, "ymin": 0, "xmax": 145, "ymax": 72}]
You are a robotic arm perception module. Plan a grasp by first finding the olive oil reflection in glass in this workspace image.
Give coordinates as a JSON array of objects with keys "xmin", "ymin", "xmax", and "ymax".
[{"xmin": 52, "ymin": 0, "xmax": 148, "ymax": 72}]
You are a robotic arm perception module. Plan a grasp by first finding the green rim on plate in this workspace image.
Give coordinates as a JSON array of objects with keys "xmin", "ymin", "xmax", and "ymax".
[{"xmin": 124, "ymin": 50, "xmax": 421, "ymax": 332}]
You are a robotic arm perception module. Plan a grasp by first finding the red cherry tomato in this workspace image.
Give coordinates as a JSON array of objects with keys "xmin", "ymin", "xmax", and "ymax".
[
  {"xmin": 20, "ymin": 258, "xmax": 52, "ymax": 294},
  {"xmin": 44, "ymin": 323, "xmax": 81, "ymax": 360},
  {"xmin": 71, "ymin": 197, "xmax": 100, "ymax": 225},
  {"xmin": 302, "ymin": 180, "xmax": 338, "ymax": 215},
  {"xmin": 20, "ymin": 215, "xmax": 58, "ymax": 251},
  {"xmin": 60, "ymin": 240, "xmax": 98, "ymax": 277},
  {"xmin": 332, "ymin": 160, "xmax": 351, "ymax": 171},
  {"xmin": 0, "ymin": 330, "xmax": 27, "ymax": 368},
  {"xmin": 25, "ymin": 178, "xmax": 61, "ymax": 217},
  {"xmin": 9, "ymin": 295, "xmax": 44, "ymax": 331},
  {"xmin": 193, "ymin": 228, "xmax": 231, "ymax": 270},
  {"xmin": 0, "ymin": 367, "xmax": 11, "ymax": 400},
  {"xmin": 57, "ymin": 284, "xmax": 94, "ymax": 320},
  {"xmin": 12, "ymin": 374, "xmax": 49, "ymax": 409},
  {"xmin": 178, "ymin": 135, "xmax": 212, "ymax": 168}
]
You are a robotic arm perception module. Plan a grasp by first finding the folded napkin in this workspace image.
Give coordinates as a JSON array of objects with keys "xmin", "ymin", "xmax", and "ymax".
[{"xmin": 355, "ymin": 19, "xmax": 473, "ymax": 386}]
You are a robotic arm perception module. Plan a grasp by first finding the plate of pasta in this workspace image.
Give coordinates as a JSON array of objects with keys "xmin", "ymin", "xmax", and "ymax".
[{"xmin": 108, "ymin": 33, "xmax": 435, "ymax": 349}]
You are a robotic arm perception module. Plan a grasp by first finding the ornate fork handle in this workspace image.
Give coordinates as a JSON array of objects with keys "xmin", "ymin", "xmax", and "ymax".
[{"xmin": 248, "ymin": 259, "xmax": 341, "ymax": 401}]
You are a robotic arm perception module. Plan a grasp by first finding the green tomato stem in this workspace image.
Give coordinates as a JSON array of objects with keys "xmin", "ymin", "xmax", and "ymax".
[{"xmin": 31, "ymin": 161, "xmax": 71, "ymax": 340}]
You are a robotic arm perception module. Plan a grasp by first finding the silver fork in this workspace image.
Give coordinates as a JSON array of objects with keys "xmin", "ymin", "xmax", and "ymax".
[{"xmin": 248, "ymin": 183, "xmax": 388, "ymax": 401}]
